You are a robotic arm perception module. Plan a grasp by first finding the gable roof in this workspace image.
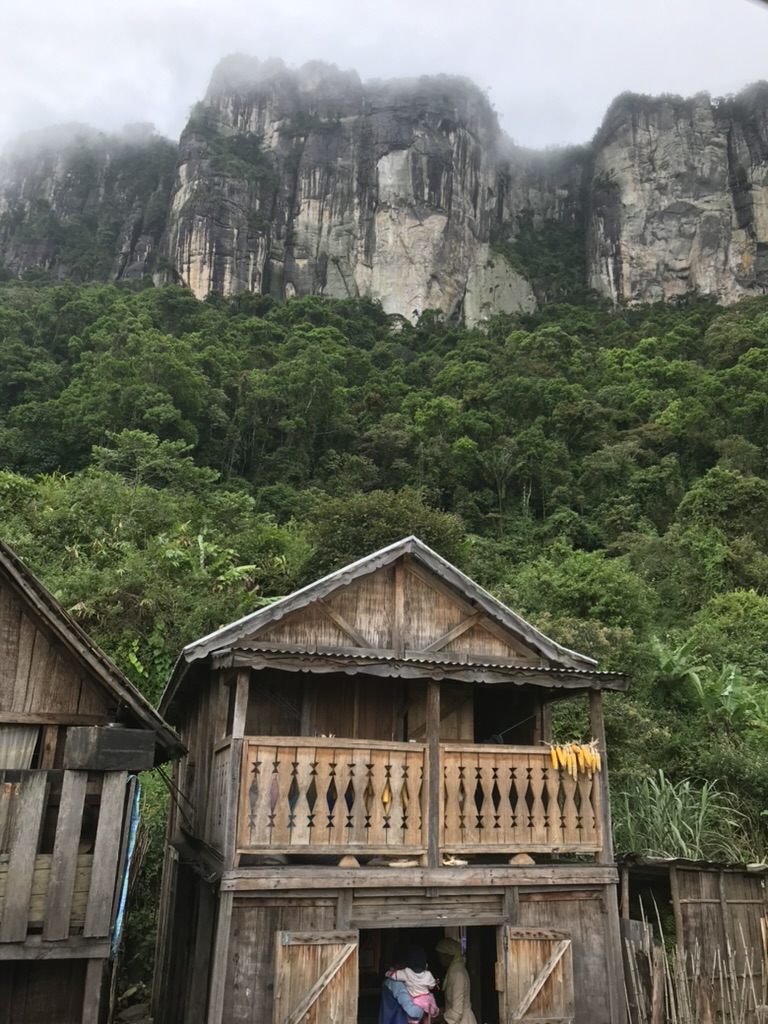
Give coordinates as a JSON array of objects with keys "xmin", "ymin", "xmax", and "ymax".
[
  {"xmin": 0, "ymin": 540, "xmax": 183, "ymax": 761},
  {"xmin": 162, "ymin": 537, "xmax": 627, "ymax": 714}
]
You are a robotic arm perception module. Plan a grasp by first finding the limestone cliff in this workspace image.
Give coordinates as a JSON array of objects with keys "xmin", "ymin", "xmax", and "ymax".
[
  {"xmin": 160, "ymin": 56, "xmax": 534, "ymax": 322},
  {"xmin": 587, "ymin": 84, "xmax": 768, "ymax": 303},
  {"xmin": 0, "ymin": 124, "xmax": 176, "ymax": 283},
  {"xmin": 3, "ymin": 62, "xmax": 768, "ymax": 317}
]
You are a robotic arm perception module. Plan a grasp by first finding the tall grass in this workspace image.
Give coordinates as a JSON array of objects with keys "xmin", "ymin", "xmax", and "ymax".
[{"xmin": 613, "ymin": 770, "xmax": 753, "ymax": 862}]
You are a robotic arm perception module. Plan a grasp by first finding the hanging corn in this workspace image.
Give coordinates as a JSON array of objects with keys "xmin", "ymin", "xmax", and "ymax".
[{"xmin": 547, "ymin": 740, "xmax": 602, "ymax": 779}]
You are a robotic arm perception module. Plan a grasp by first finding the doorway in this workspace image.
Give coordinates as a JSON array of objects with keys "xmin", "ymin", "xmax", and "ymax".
[{"xmin": 358, "ymin": 925, "xmax": 499, "ymax": 1024}]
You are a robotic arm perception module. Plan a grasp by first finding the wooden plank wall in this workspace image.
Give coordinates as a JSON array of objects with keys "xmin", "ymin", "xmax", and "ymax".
[
  {"xmin": 0, "ymin": 960, "xmax": 86, "ymax": 1024},
  {"xmin": 673, "ymin": 866, "xmax": 767, "ymax": 978},
  {"xmin": 209, "ymin": 883, "xmax": 623, "ymax": 1024},
  {"xmin": 0, "ymin": 583, "xmax": 109, "ymax": 722},
  {"xmin": 223, "ymin": 898, "xmax": 336, "ymax": 1023},
  {"xmin": 519, "ymin": 888, "xmax": 621, "ymax": 1024}
]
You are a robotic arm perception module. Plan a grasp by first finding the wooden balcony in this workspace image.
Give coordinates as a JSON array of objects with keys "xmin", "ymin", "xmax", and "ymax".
[
  {"xmin": 0, "ymin": 769, "xmax": 130, "ymax": 951},
  {"xmin": 231, "ymin": 738, "xmax": 604, "ymax": 861}
]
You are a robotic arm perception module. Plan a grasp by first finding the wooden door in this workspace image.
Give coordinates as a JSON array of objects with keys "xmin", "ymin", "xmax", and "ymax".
[
  {"xmin": 496, "ymin": 925, "xmax": 575, "ymax": 1022},
  {"xmin": 272, "ymin": 930, "xmax": 358, "ymax": 1024}
]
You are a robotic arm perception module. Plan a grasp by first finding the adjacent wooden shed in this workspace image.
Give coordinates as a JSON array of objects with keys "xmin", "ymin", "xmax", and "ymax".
[
  {"xmin": 0, "ymin": 539, "xmax": 182, "ymax": 1024},
  {"xmin": 154, "ymin": 536, "xmax": 630, "ymax": 1024},
  {"xmin": 620, "ymin": 857, "xmax": 768, "ymax": 993}
]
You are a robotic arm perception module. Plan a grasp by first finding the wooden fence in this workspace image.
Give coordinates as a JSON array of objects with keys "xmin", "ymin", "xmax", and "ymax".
[{"xmin": 0, "ymin": 769, "xmax": 129, "ymax": 944}]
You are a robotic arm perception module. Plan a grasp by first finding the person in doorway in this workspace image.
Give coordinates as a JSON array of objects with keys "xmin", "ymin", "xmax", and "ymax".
[
  {"xmin": 379, "ymin": 954, "xmax": 426, "ymax": 1024},
  {"xmin": 387, "ymin": 944, "xmax": 439, "ymax": 1022},
  {"xmin": 434, "ymin": 938, "xmax": 477, "ymax": 1024}
]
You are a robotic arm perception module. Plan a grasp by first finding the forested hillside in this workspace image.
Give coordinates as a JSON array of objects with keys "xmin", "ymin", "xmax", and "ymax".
[{"xmin": 3, "ymin": 279, "xmax": 768, "ymax": 983}]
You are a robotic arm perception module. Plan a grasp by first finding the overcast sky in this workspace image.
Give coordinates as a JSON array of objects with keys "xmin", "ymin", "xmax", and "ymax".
[{"xmin": 2, "ymin": 0, "xmax": 767, "ymax": 152}]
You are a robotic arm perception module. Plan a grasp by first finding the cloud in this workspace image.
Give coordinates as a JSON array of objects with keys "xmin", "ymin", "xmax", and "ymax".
[{"xmin": 2, "ymin": 0, "xmax": 767, "ymax": 151}]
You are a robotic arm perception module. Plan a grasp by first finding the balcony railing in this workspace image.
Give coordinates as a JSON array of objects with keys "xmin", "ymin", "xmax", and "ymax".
[{"xmin": 234, "ymin": 738, "xmax": 603, "ymax": 860}]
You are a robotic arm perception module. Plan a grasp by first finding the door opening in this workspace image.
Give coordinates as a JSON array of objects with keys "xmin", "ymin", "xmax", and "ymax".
[{"xmin": 358, "ymin": 925, "xmax": 499, "ymax": 1024}]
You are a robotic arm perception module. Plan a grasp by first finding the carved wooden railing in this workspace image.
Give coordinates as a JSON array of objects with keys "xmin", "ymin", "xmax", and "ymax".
[
  {"xmin": 441, "ymin": 744, "xmax": 602, "ymax": 854},
  {"xmin": 237, "ymin": 738, "xmax": 427, "ymax": 855}
]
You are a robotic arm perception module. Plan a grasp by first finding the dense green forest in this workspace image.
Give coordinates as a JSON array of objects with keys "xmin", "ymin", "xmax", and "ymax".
[{"xmin": 3, "ymin": 279, "xmax": 768, "ymax": 990}]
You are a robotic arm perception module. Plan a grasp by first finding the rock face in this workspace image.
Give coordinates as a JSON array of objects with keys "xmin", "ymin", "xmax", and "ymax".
[
  {"xmin": 587, "ymin": 85, "xmax": 768, "ymax": 303},
  {"xmin": 161, "ymin": 57, "xmax": 534, "ymax": 322},
  {"xmin": 0, "ymin": 124, "xmax": 176, "ymax": 284},
  {"xmin": 2, "ymin": 61, "xmax": 768, "ymax": 318}
]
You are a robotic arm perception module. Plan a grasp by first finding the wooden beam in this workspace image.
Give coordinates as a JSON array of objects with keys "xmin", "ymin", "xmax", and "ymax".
[
  {"xmin": 81, "ymin": 958, "xmax": 105, "ymax": 1024},
  {"xmin": 206, "ymin": 890, "xmax": 233, "ymax": 1024},
  {"xmin": 590, "ymin": 690, "xmax": 614, "ymax": 864},
  {"xmin": 44, "ymin": 770, "xmax": 88, "ymax": 940},
  {"xmin": 394, "ymin": 561, "xmax": 406, "ymax": 659},
  {"xmin": 84, "ymin": 772, "xmax": 128, "ymax": 938},
  {"xmin": 317, "ymin": 600, "xmax": 371, "ymax": 649},
  {"xmin": 0, "ymin": 711, "xmax": 107, "ymax": 726},
  {"xmin": 0, "ymin": 771, "xmax": 46, "ymax": 942},
  {"xmin": 0, "ymin": 939, "xmax": 109, "ymax": 960},
  {"xmin": 421, "ymin": 612, "xmax": 484, "ymax": 653},
  {"xmin": 231, "ymin": 670, "xmax": 249, "ymax": 740},
  {"xmin": 426, "ymin": 680, "xmax": 440, "ymax": 869},
  {"xmin": 220, "ymin": 864, "xmax": 620, "ymax": 891}
]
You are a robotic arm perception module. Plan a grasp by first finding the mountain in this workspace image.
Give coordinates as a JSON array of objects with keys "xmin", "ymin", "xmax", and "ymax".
[{"xmin": 2, "ymin": 58, "xmax": 768, "ymax": 322}]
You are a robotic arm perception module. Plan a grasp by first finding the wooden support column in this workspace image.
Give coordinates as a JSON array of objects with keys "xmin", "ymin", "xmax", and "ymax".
[
  {"xmin": 426, "ymin": 679, "xmax": 441, "ymax": 868},
  {"xmin": 82, "ymin": 958, "xmax": 106, "ymax": 1024},
  {"xmin": 231, "ymin": 669, "xmax": 250, "ymax": 740},
  {"xmin": 213, "ymin": 669, "xmax": 231, "ymax": 742},
  {"xmin": 589, "ymin": 690, "xmax": 614, "ymax": 864},
  {"xmin": 207, "ymin": 890, "xmax": 234, "ymax": 1024}
]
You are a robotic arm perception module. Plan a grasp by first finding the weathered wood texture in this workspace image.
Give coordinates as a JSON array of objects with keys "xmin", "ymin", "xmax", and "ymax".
[
  {"xmin": 498, "ymin": 925, "xmax": 575, "ymax": 1022},
  {"xmin": 0, "ymin": 770, "xmax": 128, "ymax": 943},
  {"xmin": 0, "ymin": 583, "xmax": 109, "ymax": 722},
  {"xmin": 442, "ymin": 743, "xmax": 602, "ymax": 855},
  {"xmin": 223, "ymin": 898, "xmax": 337, "ymax": 1023},
  {"xmin": 63, "ymin": 727, "xmax": 154, "ymax": 772},
  {"xmin": 272, "ymin": 931, "xmax": 358, "ymax": 1024},
  {"xmin": 233, "ymin": 737, "xmax": 603, "ymax": 858},
  {"xmin": 0, "ymin": 959, "xmax": 86, "ymax": 1023},
  {"xmin": 672, "ymin": 865, "xmax": 767, "ymax": 981},
  {"xmin": 250, "ymin": 560, "xmax": 542, "ymax": 666},
  {"xmin": 237, "ymin": 737, "xmax": 426, "ymax": 855},
  {"xmin": 518, "ymin": 887, "xmax": 625, "ymax": 1024}
]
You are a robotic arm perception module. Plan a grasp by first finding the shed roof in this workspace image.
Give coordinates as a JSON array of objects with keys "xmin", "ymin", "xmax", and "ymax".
[
  {"xmin": 0, "ymin": 540, "xmax": 183, "ymax": 761},
  {"xmin": 162, "ymin": 536, "xmax": 628, "ymax": 714}
]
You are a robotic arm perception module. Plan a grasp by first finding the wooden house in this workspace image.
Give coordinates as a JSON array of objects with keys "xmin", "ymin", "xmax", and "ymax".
[
  {"xmin": 0, "ymin": 540, "xmax": 182, "ymax": 1023},
  {"xmin": 154, "ymin": 536, "xmax": 629, "ymax": 1024}
]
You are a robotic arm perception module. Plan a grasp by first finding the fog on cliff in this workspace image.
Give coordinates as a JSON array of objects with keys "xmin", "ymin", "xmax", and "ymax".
[{"xmin": 2, "ymin": 0, "xmax": 768, "ymax": 150}]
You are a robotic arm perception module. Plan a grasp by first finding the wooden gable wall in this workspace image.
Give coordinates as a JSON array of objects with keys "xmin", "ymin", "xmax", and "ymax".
[
  {"xmin": 0, "ymin": 579, "xmax": 111, "ymax": 723},
  {"xmin": 249, "ymin": 559, "xmax": 545, "ymax": 665}
]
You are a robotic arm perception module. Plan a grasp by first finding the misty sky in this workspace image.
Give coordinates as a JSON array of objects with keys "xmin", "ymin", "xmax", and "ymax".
[{"xmin": 2, "ymin": 0, "xmax": 767, "ymax": 152}]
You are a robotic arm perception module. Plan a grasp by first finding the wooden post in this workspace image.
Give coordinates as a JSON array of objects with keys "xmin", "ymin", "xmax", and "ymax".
[
  {"xmin": 589, "ymin": 690, "xmax": 614, "ymax": 864},
  {"xmin": 214, "ymin": 670, "xmax": 231, "ymax": 741},
  {"xmin": 620, "ymin": 865, "xmax": 630, "ymax": 920},
  {"xmin": 231, "ymin": 669, "xmax": 250, "ymax": 740},
  {"xmin": 82, "ymin": 958, "xmax": 105, "ymax": 1024},
  {"xmin": 426, "ymin": 679, "xmax": 441, "ymax": 868},
  {"xmin": 188, "ymin": 881, "xmax": 217, "ymax": 1024},
  {"xmin": 669, "ymin": 866, "xmax": 685, "ymax": 956},
  {"xmin": 207, "ymin": 889, "xmax": 234, "ymax": 1024}
]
